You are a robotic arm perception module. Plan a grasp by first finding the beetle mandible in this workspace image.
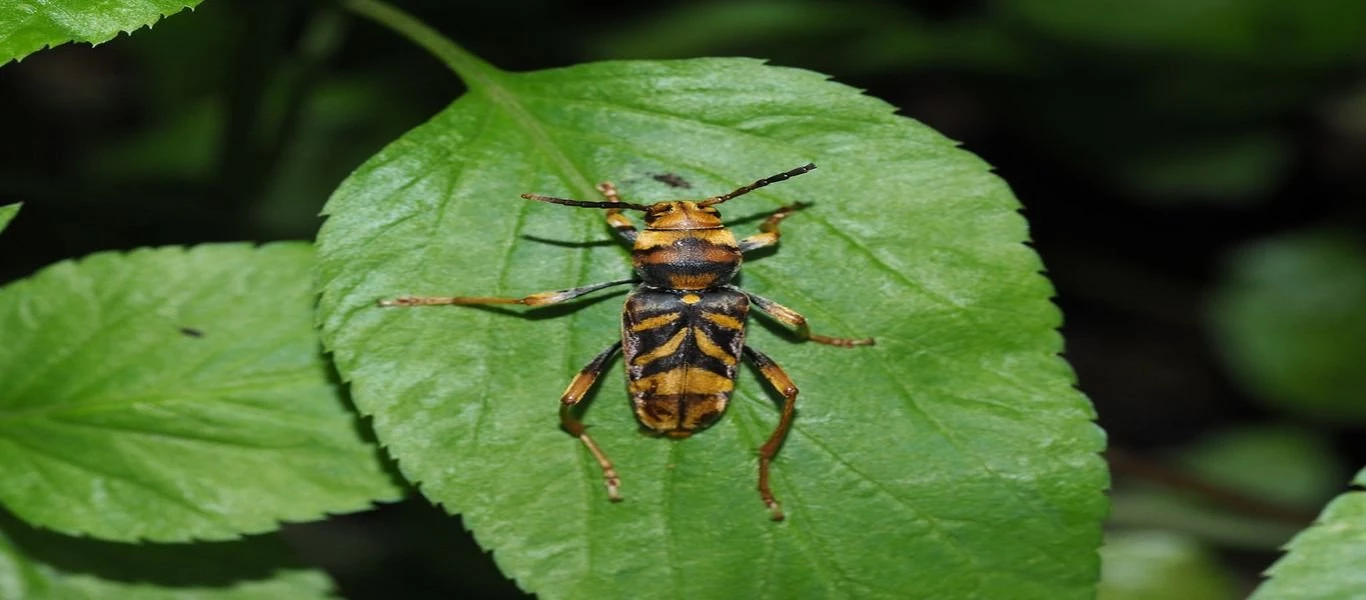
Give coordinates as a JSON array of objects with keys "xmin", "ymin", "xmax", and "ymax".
[{"xmin": 379, "ymin": 164, "xmax": 874, "ymax": 520}]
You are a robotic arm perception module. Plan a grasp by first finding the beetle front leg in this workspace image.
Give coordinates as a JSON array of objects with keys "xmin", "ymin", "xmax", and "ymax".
[
  {"xmin": 560, "ymin": 341, "xmax": 624, "ymax": 502},
  {"xmin": 744, "ymin": 291, "xmax": 875, "ymax": 347},
  {"xmin": 378, "ymin": 278, "xmax": 635, "ymax": 308},
  {"xmin": 744, "ymin": 346, "xmax": 799, "ymax": 521},
  {"xmin": 596, "ymin": 181, "xmax": 639, "ymax": 246},
  {"xmin": 738, "ymin": 202, "xmax": 809, "ymax": 253}
]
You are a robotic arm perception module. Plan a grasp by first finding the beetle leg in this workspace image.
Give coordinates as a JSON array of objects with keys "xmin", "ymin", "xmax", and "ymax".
[
  {"xmin": 596, "ymin": 181, "xmax": 639, "ymax": 245},
  {"xmin": 378, "ymin": 278, "xmax": 635, "ymax": 308},
  {"xmin": 738, "ymin": 202, "xmax": 809, "ymax": 253},
  {"xmin": 743, "ymin": 346, "xmax": 799, "ymax": 521},
  {"xmin": 743, "ymin": 291, "xmax": 876, "ymax": 347},
  {"xmin": 559, "ymin": 341, "xmax": 624, "ymax": 502}
]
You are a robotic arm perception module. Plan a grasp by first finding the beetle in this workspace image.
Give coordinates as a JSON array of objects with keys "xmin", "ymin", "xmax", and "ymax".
[{"xmin": 379, "ymin": 163, "xmax": 873, "ymax": 520}]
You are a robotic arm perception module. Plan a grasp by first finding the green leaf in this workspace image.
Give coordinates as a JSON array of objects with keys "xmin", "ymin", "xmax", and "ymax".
[
  {"xmin": 1098, "ymin": 531, "xmax": 1236, "ymax": 600},
  {"xmin": 0, "ymin": 0, "xmax": 204, "ymax": 64},
  {"xmin": 0, "ymin": 203, "xmax": 18, "ymax": 235},
  {"xmin": 1252, "ymin": 468, "xmax": 1366, "ymax": 599},
  {"xmin": 318, "ymin": 4, "xmax": 1105, "ymax": 597},
  {"xmin": 1209, "ymin": 231, "xmax": 1366, "ymax": 421},
  {"xmin": 0, "ymin": 511, "xmax": 335, "ymax": 599},
  {"xmin": 0, "ymin": 243, "xmax": 402, "ymax": 542}
]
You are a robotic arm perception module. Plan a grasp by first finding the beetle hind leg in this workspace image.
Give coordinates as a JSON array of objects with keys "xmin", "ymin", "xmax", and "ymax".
[
  {"xmin": 744, "ymin": 346, "xmax": 800, "ymax": 521},
  {"xmin": 560, "ymin": 341, "xmax": 625, "ymax": 501}
]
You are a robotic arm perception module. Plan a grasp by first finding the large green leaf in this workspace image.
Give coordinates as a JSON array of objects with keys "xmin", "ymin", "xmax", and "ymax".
[
  {"xmin": 0, "ymin": 203, "xmax": 18, "ymax": 234},
  {"xmin": 317, "ymin": 4, "xmax": 1105, "ymax": 598},
  {"xmin": 0, "ymin": 512, "xmax": 335, "ymax": 599},
  {"xmin": 0, "ymin": 243, "xmax": 402, "ymax": 542},
  {"xmin": 0, "ymin": 0, "xmax": 204, "ymax": 64},
  {"xmin": 1209, "ymin": 231, "xmax": 1366, "ymax": 421},
  {"xmin": 1252, "ymin": 467, "xmax": 1366, "ymax": 599}
]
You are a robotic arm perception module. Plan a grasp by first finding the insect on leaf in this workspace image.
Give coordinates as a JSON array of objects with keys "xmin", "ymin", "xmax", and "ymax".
[
  {"xmin": 316, "ymin": 32, "xmax": 1106, "ymax": 600},
  {"xmin": 0, "ymin": 0, "xmax": 205, "ymax": 65},
  {"xmin": 0, "ymin": 243, "xmax": 403, "ymax": 542}
]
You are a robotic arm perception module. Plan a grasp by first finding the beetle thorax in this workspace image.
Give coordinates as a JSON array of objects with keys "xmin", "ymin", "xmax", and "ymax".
[{"xmin": 632, "ymin": 202, "xmax": 742, "ymax": 290}]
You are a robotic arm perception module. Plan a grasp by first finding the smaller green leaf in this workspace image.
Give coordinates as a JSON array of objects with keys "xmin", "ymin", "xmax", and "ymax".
[
  {"xmin": 0, "ymin": 0, "xmax": 203, "ymax": 64},
  {"xmin": 0, "ymin": 243, "xmax": 402, "ymax": 542},
  {"xmin": 0, "ymin": 511, "xmax": 334, "ymax": 599},
  {"xmin": 1209, "ymin": 231, "xmax": 1366, "ymax": 421},
  {"xmin": 1099, "ymin": 531, "xmax": 1236, "ymax": 600},
  {"xmin": 0, "ymin": 203, "xmax": 18, "ymax": 235},
  {"xmin": 1252, "ymin": 468, "xmax": 1366, "ymax": 600}
]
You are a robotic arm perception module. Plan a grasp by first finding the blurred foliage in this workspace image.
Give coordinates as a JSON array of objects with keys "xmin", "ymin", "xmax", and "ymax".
[
  {"xmin": 1210, "ymin": 232, "xmax": 1366, "ymax": 421},
  {"xmin": 1098, "ymin": 531, "xmax": 1237, "ymax": 600},
  {"xmin": 1000, "ymin": 0, "xmax": 1366, "ymax": 65},
  {"xmin": 1110, "ymin": 425, "xmax": 1341, "ymax": 551},
  {"xmin": 1177, "ymin": 425, "xmax": 1347, "ymax": 508},
  {"xmin": 594, "ymin": 0, "xmax": 1366, "ymax": 204}
]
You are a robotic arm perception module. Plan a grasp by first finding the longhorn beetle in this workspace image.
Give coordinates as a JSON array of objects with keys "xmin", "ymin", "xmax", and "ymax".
[{"xmin": 379, "ymin": 164, "xmax": 874, "ymax": 520}]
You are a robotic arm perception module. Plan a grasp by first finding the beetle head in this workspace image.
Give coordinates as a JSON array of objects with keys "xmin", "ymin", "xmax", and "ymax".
[{"xmin": 642, "ymin": 201, "xmax": 723, "ymax": 230}]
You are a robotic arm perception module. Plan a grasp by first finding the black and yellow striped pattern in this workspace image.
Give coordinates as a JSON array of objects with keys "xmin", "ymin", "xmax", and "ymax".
[
  {"xmin": 621, "ymin": 288, "xmax": 749, "ymax": 435},
  {"xmin": 632, "ymin": 202, "xmax": 742, "ymax": 291}
]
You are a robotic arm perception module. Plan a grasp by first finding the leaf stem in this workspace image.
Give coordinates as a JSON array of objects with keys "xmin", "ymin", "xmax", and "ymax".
[
  {"xmin": 342, "ymin": 0, "xmax": 502, "ymax": 90},
  {"xmin": 342, "ymin": 0, "xmax": 597, "ymax": 198}
]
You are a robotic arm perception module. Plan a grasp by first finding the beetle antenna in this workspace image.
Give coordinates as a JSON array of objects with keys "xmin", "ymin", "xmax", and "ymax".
[
  {"xmin": 699, "ymin": 163, "xmax": 817, "ymax": 207},
  {"xmin": 521, "ymin": 194, "xmax": 650, "ymax": 211}
]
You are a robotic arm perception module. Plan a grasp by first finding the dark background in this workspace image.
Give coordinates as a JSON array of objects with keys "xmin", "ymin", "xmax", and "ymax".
[{"xmin": 3, "ymin": 0, "xmax": 1364, "ymax": 597}]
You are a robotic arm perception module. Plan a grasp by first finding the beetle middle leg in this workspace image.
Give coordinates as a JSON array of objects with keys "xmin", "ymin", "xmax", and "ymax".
[
  {"xmin": 560, "ymin": 341, "xmax": 625, "ymax": 501},
  {"xmin": 378, "ymin": 278, "xmax": 635, "ymax": 308},
  {"xmin": 744, "ymin": 346, "xmax": 799, "ymax": 521},
  {"xmin": 744, "ymin": 291, "xmax": 876, "ymax": 347},
  {"xmin": 596, "ymin": 181, "xmax": 638, "ymax": 245}
]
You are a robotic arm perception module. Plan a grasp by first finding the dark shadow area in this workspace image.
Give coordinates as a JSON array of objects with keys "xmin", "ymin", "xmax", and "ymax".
[{"xmin": 1, "ymin": 509, "xmax": 304, "ymax": 588}]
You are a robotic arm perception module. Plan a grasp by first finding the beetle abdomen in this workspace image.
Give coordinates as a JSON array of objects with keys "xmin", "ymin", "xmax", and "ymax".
[{"xmin": 622, "ymin": 288, "xmax": 749, "ymax": 435}]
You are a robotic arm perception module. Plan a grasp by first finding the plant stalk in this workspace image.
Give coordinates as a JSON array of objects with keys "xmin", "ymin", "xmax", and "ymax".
[{"xmin": 342, "ymin": 0, "xmax": 502, "ymax": 90}]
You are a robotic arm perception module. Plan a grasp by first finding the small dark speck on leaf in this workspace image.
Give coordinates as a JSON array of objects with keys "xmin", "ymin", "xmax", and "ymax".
[
  {"xmin": 178, "ymin": 326, "xmax": 205, "ymax": 338},
  {"xmin": 651, "ymin": 172, "xmax": 692, "ymax": 189}
]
